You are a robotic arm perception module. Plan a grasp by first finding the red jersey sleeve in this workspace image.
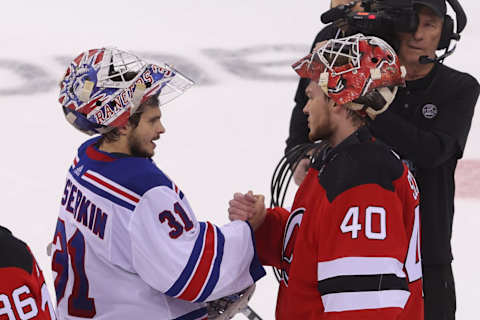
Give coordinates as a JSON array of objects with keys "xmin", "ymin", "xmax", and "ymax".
[{"xmin": 254, "ymin": 207, "xmax": 290, "ymax": 268}]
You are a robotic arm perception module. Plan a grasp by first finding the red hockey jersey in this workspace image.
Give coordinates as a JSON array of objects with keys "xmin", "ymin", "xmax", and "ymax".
[
  {"xmin": 0, "ymin": 226, "xmax": 56, "ymax": 319},
  {"xmin": 256, "ymin": 128, "xmax": 424, "ymax": 319}
]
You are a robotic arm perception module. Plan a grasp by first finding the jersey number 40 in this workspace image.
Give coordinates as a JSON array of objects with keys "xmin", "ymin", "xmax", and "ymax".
[{"xmin": 340, "ymin": 205, "xmax": 422, "ymax": 282}]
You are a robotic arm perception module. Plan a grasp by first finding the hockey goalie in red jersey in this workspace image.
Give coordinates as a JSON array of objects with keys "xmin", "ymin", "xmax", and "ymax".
[
  {"xmin": 228, "ymin": 34, "xmax": 424, "ymax": 319},
  {"xmin": 0, "ymin": 226, "xmax": 56, "ymax": 319}
]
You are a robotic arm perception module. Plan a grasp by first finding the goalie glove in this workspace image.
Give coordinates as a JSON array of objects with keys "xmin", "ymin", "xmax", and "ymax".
[{"xmin": 207, "ymin": 284, "xmax": 257, "ymax": 320}]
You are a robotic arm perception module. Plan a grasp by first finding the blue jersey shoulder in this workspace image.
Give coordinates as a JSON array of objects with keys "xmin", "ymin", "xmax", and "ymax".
[
  {"xmin": 75, "ymin": 137, "xmax": 175, "ymax": 197},
  {"xmin": 109, "ymin": 158, "xmax": 173, "ymax": 196}
]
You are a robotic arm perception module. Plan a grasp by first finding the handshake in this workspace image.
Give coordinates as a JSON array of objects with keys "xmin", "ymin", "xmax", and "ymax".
[{"xmin": 228, "ymin": 191, "xmax": 267, "ymax": 230}]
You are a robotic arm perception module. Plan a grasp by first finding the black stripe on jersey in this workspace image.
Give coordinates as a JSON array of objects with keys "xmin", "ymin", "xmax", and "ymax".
[
  {"xmin": 0, "ymin": 226, "xmax": 33, "ymax": 274},
  {"xmin": 314, "ymin": 127, "xmax": 405, "ymax": 203},
  {"xmin": 317, "ymin": 274, "xmax": 409, "ymax": 295}
]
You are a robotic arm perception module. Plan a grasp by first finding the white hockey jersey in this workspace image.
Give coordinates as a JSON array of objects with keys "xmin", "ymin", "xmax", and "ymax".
[{"xmin": 51, "ymin": 137, "xmax": 265, "ymax": 320}]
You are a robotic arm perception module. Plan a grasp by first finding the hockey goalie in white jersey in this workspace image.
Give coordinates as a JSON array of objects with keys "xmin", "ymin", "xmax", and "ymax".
[{"xmin": 51, "ymin": 48, "xmax": 266, "ymax": 319}]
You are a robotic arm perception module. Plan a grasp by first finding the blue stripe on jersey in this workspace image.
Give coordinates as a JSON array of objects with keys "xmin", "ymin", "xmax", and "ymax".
[
  {"xmin": 195, "ymin": 226, "xmax": 225, "ymax": 302},
  {"xmin": 69, "ymin": 168, "xmax": 136, "ymax": 211},
  {"xmin": 173, "ymin": 307, "xmax": 207, "ymax": 320},
  {"xmin": 246, "ymin": 221, "xmax": 267, "ymax": 281},
  {"xmin": 166, "ymin": 222, "xmax": 206, "ymax": 297}
]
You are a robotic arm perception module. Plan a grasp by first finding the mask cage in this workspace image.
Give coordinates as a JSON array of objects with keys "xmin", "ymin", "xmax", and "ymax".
[
  {"xmin": 314, "ymin": 34, "xmax": 362, "ymax": 77},
  {"xmin": 96, "ymin": 48, "xmax": 147, "ymax": 89}
]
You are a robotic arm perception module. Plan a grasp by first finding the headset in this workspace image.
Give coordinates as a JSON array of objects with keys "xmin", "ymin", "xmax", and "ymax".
[
  {"xmin": 438, "ymin": 0, "xmax": 466, "ymax": 49},
  {"xmin": 420, "ymin": 0, "xmax": 467, "ymax": 63}
]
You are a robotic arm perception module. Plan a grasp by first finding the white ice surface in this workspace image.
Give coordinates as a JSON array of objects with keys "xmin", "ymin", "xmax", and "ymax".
[{"xmin": 1, "ymin": 1, "xmax": 479, "ymax": 319}]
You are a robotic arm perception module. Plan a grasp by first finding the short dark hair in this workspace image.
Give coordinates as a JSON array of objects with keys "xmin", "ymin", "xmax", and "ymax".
[
  {"xmin": 99, "ymin": 95, "xmax": 159, "ymax": 143},
  {"xmin": 343, "ymin": 103, "xmax": 366, "ymax": 126}
]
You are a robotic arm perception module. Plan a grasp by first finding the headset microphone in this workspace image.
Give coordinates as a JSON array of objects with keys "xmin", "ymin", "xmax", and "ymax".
[
  {"xmin": 419, "ymin": 56, "xmax": 436, "ymax": 64},
  {"xmin": 419, "ymin": 48, "xmax": 456, "ymax": 64},
  {"xmin": 418, "ymin": 36, "xmax": 459, "ymax": 64}
]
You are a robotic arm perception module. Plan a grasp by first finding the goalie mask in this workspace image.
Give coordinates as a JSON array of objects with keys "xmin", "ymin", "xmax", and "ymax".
[
  {"xmin": 292, "ymin": 34, "xmax": 406, "ymax": 119},
  {"xmin": 59, "ymin": 47, "xmax": 194, "ymax": 135}
]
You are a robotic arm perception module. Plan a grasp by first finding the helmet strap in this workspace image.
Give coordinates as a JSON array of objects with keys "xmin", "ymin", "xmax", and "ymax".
[{"xmin": 365, "ymin": 86, "xmax": 398, "ymax": 119}]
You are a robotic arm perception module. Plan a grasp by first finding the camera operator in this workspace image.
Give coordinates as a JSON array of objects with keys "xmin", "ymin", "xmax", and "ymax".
[{"xmin": 286, "ymin": 1, "xmax": 479, "ymax": 319}]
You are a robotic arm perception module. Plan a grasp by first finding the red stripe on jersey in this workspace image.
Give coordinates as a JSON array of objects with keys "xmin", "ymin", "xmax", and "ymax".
[
  {"xmin": 86, "ymin": 145, "xmax": 115, "ymax": 162},
  {"xmin": 178, "ymin": 223, "xmax": 216, "ymax": 301},
  {"xmin": 73, "ymin": 157, "xmax": 78, "ymax": 166},
  {"xmin": 83, "ymin": 172, "xmax": 139, "ymax": 203}
]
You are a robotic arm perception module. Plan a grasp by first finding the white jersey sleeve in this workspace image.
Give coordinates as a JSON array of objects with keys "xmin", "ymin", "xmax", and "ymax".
[{"xmin": 130, "ymin": 186, "xmax": 265, "ymax": 303}]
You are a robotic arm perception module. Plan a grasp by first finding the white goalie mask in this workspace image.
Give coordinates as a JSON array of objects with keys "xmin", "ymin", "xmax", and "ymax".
[{"xmin": 59, "ymin": 47, "xmax": 194, "ymax": 135}]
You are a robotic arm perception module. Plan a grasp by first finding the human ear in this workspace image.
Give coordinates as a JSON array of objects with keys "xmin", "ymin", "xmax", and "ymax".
[{"xmin": 118, "ymin": 123, "xmax": 131, "ymax": 136}]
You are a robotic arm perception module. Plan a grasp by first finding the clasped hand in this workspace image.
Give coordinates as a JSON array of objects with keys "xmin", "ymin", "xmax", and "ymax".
[{"xmin": 228, "ymin": 191, "xmax": 266, "ymax": 230}]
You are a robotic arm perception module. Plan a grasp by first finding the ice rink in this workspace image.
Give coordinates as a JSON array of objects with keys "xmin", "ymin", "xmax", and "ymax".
[{"xmin": 1, "ymin": 0, "xmax": 479, "ymax": 318}]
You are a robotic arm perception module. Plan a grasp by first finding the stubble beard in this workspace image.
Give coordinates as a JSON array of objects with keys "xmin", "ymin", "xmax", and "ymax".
[
  {"xmin": 308, "ymin": 121, "xmax": 332, "ymax": 143},
  {"xmin": 128, "ymin": 132, "xmax": 154, "ymax": 158}
]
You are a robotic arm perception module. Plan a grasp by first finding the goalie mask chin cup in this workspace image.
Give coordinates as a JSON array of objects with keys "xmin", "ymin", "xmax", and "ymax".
[
  {"xmin": 59, "ymin": 47, "xmax": 195, "ymax": 135},
  {"xmin": 292, "ymin": 34, "xmax": 406, "ymax": 119}
]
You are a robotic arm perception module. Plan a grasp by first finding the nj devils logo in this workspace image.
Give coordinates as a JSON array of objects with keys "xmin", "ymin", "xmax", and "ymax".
[{"xmin": 280, "ymin": 207, "xmax": 305, "ymax": 286}]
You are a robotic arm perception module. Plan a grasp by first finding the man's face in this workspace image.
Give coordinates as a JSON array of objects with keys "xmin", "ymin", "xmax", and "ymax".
[
  {"xmin": 303, "ymin": 81, "xmax": 335, "ymax": 142},
  {"xmin": 397, "ymin": 6, "xmax": 443, "ymax": 65},
  {"xmin": 127, "ymin": 104, "xmax": 165, "ymax": 158}
]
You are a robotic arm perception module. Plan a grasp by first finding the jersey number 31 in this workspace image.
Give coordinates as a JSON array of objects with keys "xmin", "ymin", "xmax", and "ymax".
[{"xmin": 52, "ymin": 218, "xmax": 96, "ymax": 318}]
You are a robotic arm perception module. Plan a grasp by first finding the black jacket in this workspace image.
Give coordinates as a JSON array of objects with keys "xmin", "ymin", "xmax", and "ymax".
[
  {"xmin": 286, "ymin": 29, "xmax": 480, "ymax": 265},
  {"xmin": 369, "ymin": 63, "xmax": 479, "ymax": 265}
]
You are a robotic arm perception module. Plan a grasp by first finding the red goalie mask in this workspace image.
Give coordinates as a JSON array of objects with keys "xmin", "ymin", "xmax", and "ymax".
[{"xmin": 292, "ymin": 34, "xmax": 406, "ymax": 118}]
